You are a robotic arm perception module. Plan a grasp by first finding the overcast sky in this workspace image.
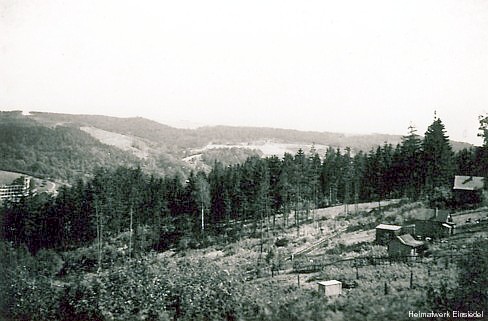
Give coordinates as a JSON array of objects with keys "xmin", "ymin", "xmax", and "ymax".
[{"xmin": 1, "ymin": 0, "xmax": 487, "ymax": 145}]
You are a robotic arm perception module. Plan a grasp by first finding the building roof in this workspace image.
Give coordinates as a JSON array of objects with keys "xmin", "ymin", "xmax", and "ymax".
[
  {"xmin": 394, "ymin": 234, "xmax": 424, "ymax": 248},
  {"xmin": 317, "ymin": 280, "xmax": 341, "ymax": 286},
  {"xmin": 375, "ymin": 224, "xmax": 402, "ymax": 231},
  {"xmin": 415, "ymin": 209, "xmax": 452, "ymax": 222},
  {"xmin": 453, "ymin": 176, "xmax": 485, "ymax": 191}
]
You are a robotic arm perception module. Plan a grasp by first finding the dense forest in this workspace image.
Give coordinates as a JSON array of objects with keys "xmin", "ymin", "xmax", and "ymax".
[
  {"xmin": 1, "ymin": 115, "xmax": 487, "ymax": 320},
  {"xmin": 1, "ymin": 116, "xmax": 487, "ymax": 255}
]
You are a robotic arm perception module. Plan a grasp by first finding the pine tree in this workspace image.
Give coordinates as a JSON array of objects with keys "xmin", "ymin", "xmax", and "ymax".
[
  {"xmin": 279, "ymin": 153, "xmax": 295, "ymax": 227},
  {"xmin": 399, "ymin": 125, "xmax": 423, "ymax": 198},
  {"xmin": 455, "ymin": 148, "xmax": 477, "ymax": 176},
  {"xmin": 422, "ymin": 116, "xmax": 454, "ymax": 193},
  {"xmin": 308, "ymin": 147, "xmax": 321, "ymax": 209},
  {"xmin": 320, "ymin": 147, "xmax": 338, "ymax": 205},
  {"xmin": 477, "ymin": 114, "xmax": 488, "ymax": 180},
  {"xmin": 209, "ymin": 162, "xmax": 227, "ymax": 228},
  {"xmin": 266, "ymin": 155, "xmax": 283, "ymax": 229},
  {"xmin": 478, "ymin": 114, "xmax": 488, "ymax": 147}
]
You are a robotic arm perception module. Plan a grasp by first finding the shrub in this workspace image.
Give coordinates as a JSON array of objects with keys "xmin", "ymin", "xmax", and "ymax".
[
  {"xmin": 0, "ymin": 242, "xmax": 62, "ymax": 321},
  {"xmin": 35, "ymin": 249, "xmax": 64, "ymax": 277},
  {"xmin": 275, "ymin": 238, "xmax": 289, "ymax": 247}
]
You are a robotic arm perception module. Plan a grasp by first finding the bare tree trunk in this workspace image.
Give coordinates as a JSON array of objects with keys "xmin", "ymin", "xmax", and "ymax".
[{"xmin": 129, "ymin": 206, "xmax": 133, "ymax": 259}]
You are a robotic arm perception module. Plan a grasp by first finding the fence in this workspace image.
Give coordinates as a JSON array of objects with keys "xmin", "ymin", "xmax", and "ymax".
[{"xmin": 291, "ymin": 253, "xmax": 467, "ymax": 273}]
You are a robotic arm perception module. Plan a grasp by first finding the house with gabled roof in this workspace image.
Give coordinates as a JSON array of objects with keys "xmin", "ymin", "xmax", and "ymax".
[
  {"xmin": 453, "ymin": 175, "xmax": 485, "ymax": 207},
  {"xmin": 453, "ymin": 175, "xmax": 484, "ymax": 191}
]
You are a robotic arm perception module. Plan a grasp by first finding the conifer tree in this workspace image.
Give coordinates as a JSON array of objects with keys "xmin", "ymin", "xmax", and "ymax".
[
  {"xmin": 399, "ymin": 125, "xmax": 423, "ymax": 198},
  {"xmin": 476, "ymin": 114, "xmax": 488, "ymax": 183},
  {"xmin": 478, "ymin": 114, "xmax": 488, "ymax": 147},
  {"xmin": 422, "ymin": 116, "xmax": 454, "ymax": 193},
  {"xmin": 266, "ymin": 155, "xmax": 283, "ymax": 229}
]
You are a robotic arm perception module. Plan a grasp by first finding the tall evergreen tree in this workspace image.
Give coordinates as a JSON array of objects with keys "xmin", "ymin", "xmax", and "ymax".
[
  {"xmin": 320, "ymin": 147, "xmax": 339, "ymax": 205},
  {"xmin": 422, "ymin": 116, "xmax": 454, "ymax": 193},
  {"xmin": 477, "ymin": 114, "xmax": 488, "ymax": 179},
  {"xmin": 266, "ymin": 155, "xmax": 283, "ymax": 229},
  {"xmin": 279, "ymin": 153, "xmax": 296, "ymax": 227},
  {"xmin": 478, "ymin": 114, "xmax": 488, "ymax": 147},
  {"xmin": 399, "ymin": 125, "xmax": 423, "ymax": 198}
]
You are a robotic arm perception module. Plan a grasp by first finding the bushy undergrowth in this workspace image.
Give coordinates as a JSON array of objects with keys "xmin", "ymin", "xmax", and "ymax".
[{"xmin": 2, "ymin": 229, "xmax": 486, "ymax": 321}]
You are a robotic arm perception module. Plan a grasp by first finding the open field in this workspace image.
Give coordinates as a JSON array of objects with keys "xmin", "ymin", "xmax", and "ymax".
[
  {"xmin": 0, "ymin": 170, "xmax": 25, "ymax": 185},
  {"xmin": 80, "ymin": 126, "xmax": 152, "ymax": 159}
]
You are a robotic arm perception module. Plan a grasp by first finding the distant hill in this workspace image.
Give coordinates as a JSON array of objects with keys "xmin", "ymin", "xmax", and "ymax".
[
  {"xmin": 0, "ymin": 111, "xmax": 473, "ymax": 181},
  {"xmin": 0, "ymin": 111, "xmax": 189, "ymax": 181},
  {"xmin": 30, "ymin": 112, "xmax": 473, "ymax": 152}
]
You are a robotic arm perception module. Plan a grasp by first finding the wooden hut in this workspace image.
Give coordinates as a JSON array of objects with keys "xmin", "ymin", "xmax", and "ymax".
[{"xmin": 375, "ymin": 224, "xmax": 402, "ymax": 245}]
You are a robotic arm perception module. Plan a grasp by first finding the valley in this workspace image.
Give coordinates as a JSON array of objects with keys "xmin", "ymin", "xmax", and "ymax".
[{"xmin": 0, "ymin": 110, "xmax": 487, "ymax": 321}]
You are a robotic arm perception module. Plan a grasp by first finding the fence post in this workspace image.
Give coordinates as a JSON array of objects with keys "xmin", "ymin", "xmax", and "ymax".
[{"xmin": 410, "ymin": 270, "xmax": 413, "ymax": 289}]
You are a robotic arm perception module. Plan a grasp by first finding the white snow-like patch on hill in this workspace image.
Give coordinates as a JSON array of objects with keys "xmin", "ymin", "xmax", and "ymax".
[
  {"xmin": 80, "ymin": 126, "xmax": 150, "ymax": 159},
  {"xmin": 197, "ymin": 140, "xmax": 330, "ymax": 158}
]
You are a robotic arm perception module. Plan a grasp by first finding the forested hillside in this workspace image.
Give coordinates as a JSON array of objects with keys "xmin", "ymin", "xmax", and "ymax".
[
  {"xmin": 0, "ymin": 111, "xmax": 189, "ymax": 180},
  {"xmin": 0, "ymin": 116, "xmax": 140, "ymax": 180},
  {"xmin": 31, "ymin": 111, "xmax": 473, "ymax": 152},
  {"xmin": 1, "ymin": 111, "xmax": 474, "ymax": 184}
]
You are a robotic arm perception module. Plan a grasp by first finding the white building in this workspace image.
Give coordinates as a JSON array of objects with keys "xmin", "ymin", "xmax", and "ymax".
[
  {"xmin": 317, "ymin": 280, "xmax": 342, "ymax": 297},
  {"xmin": 0, "ymin": 176, "xmax": 30, "ymax": 202}
]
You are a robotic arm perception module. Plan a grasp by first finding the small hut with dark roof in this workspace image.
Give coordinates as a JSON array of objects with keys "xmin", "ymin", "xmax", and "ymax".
[{"xmin": 388, "ymin": 234, "xmax": 425, "ymax": 258}]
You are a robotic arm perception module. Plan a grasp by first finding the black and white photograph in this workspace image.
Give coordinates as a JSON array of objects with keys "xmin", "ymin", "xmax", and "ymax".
[{"xmin": 1, "ymin": 1, "xmax": 487, "ymax": 320}]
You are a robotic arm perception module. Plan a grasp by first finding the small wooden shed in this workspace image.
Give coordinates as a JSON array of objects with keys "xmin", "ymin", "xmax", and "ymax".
[
  {"xmin": 317, "ymin": 280, "xmax": 342, "ymax": 297},
  {"xmin": 375, "ymin": 224, "xmax": 402, "ymax": 245}
]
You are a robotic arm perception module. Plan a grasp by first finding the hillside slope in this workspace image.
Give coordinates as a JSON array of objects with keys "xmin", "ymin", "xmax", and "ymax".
[
  {"xmin": 0, "ymin": 111, "xmax": 187, "ymax": 181},
  {"xmin": 30, "ymin": 111, "xmax": 473, "ymax": 153},
  {"xmin": 0, "ymin": 111, "xmax": 474, "ymax": 181}
]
